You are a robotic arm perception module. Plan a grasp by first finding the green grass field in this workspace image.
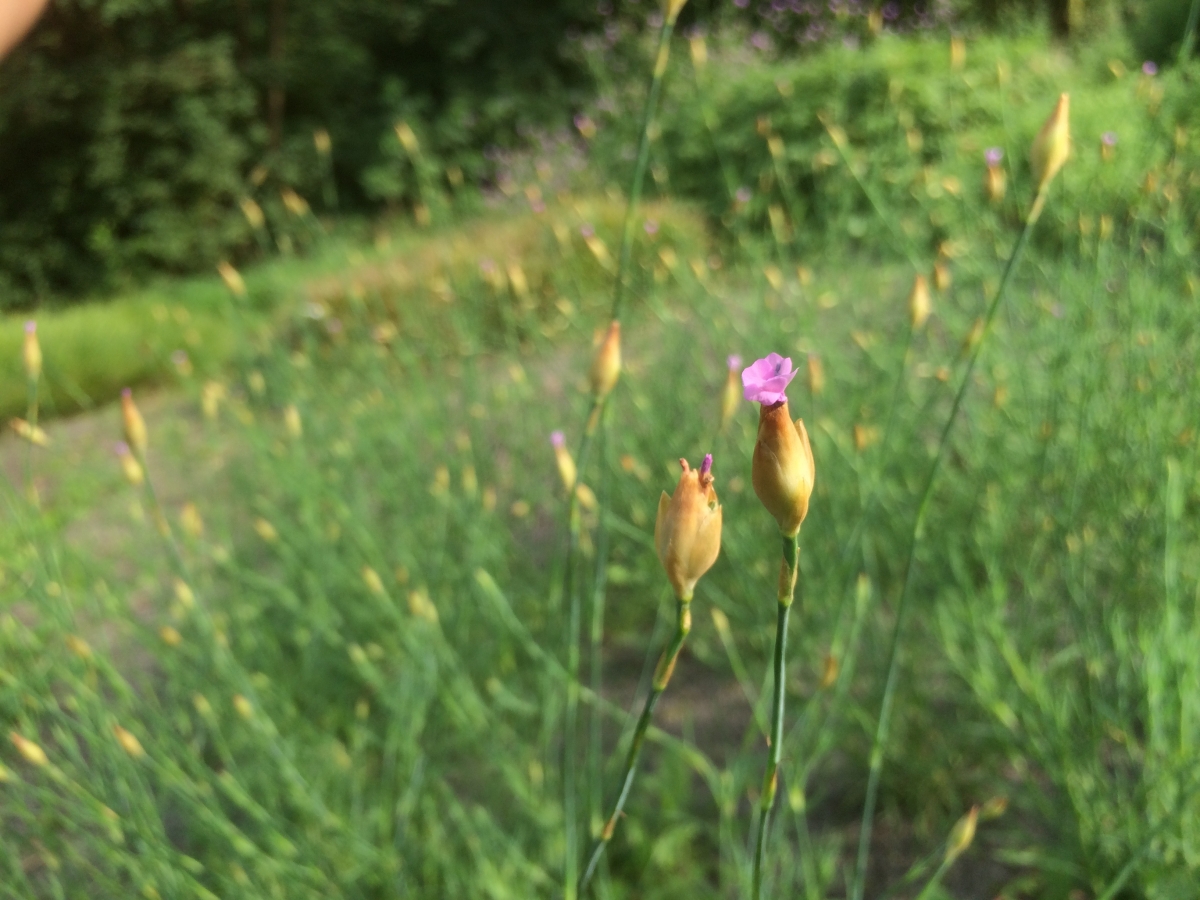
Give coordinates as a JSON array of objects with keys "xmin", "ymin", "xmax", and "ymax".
[{"xmin": 2, "ymin": 25, "xmax": 1198, "ymax": 900}]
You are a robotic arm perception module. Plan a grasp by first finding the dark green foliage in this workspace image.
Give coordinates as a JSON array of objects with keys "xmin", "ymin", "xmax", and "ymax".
[{"xmin": 0, "ymin": 0, "xmax": 599, "ymax": 305}]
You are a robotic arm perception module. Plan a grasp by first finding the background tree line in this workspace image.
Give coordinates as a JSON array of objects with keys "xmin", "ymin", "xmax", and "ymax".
[{"xmin": 0, "ymin": 0, "xmax": 1190, "ymax": 306}]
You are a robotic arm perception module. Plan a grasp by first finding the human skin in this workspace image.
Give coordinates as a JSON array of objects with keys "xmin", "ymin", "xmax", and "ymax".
[{"xmin": 0, "ymin": 0, "xmax": 50, "ymax": 61}]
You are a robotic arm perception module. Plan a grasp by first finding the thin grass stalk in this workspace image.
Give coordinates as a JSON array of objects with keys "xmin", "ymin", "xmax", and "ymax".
[
  {"xmin": 579, "ymin": 595, "xmax": 692, "ymax": 894},
  {"xmin": 587, "ymin": 412, "xmax": 613, "ymax": 840},
  {"xmin": 562, "ymin": 394, "xmax": 606, "ymax": 900},
  {"xmin": 609, "ymin": 8, "xmax": 681, "ymax": 323},
  {"xmin": 752, "ymin": 531, "xmax": 799, "ymax": 899},
  {"xmin": 1180, "ymin": 0, "xmax": 1200, "ymax": 65},
  {"xmin": 564, "ymin": 7, "xmax": 685, "ymax": 893},
  {"xmin": 849, "ymin": 183, "xmax": 1051, "ymax": 900},
  {"xmin": 24, "ymin": 373, "xmax": 38, "ymax": 505}
]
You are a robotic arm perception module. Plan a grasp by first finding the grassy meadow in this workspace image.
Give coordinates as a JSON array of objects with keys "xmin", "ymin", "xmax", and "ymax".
[{"xmin": 2, "ymin": 20, "xmax": 1199, "ymax": 900}]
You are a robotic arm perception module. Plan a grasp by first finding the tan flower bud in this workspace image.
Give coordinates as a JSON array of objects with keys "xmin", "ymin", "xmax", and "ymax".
[
  {"xmin": 112, "ymin": 725, "xmax": 145, "ymax": 758},
  {"xmin": 217, "ymin": 261, "xmax": 246, "ymax": 297},
  {"xmin": 589, "ymin": 321, "xmax": 621, "ymax": 399},
  {"xmin": 121, "ymin": 389, "xmax": 147, "ymax": 456},
  {"xmin": 550, "ymin": 431, "xmax": 577, "ymax": 491},
  {"xmin": 654, "ymin": 456, "xmax": 722, "ymax": 601},
  {"xmin": 909, "ymin": 273, "xmax": 932, "ymax": 329},
  {"xmin": 933, "ymin": 260, "xmax": 952, "ymax": 292},
  {"xmin": 944, "ymin": 805, "xmax": 979, "ymax": 865},
  {"xmin": 985, "ymin": 163, "xmax": 1006, "ymax": 202},
  {"xmin": 10, "ymin": 732, "xmax": 49, "ymax": 767},
  {"xmin": 1030, "ymin": 93, "xmax": 1070, "ymax": 194},
  {"xmin": 23, "ymin": 321, "xmax": 41, "ymax": 381},
  {"xmin": 751, "ymin": 401, "xmax": 815, "ymax": 537}
]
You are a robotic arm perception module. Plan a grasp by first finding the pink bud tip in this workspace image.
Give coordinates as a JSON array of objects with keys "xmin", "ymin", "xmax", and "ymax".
[
  {"xmin": 985, "ymin": 147, "xmax": 1003, "ymax": 166},
  {"xmin": 25, "ymin": 321, "xmax": 36, "ymax": 334},
  {"xmin": 699, "ymin": 453, "xmax": 713, "ymax": 478},
  {"xmin": 742, "ymin": 353, "xmax": 797, "ymax": 405},
  {"xmin": 727, "ymin": 354, "xmax": 742, "ymax": 370},
  {"xmin": 114, "ymin": 442, "xmax": 130, "ymax": 456},
  {"xmin": 580, "ymin": 224, "xmax": 594, "ymax": 239},
  {"xmin": 1142, "ymin": 60, "xmax": 1157, "ymax": 76},
  {"xmin": 550, "ymin": 430, "xmax": 565, "ymax": 448},
  {"xmin": 122, "ymin": 388, "xmax": 132, "ymax": 399}
]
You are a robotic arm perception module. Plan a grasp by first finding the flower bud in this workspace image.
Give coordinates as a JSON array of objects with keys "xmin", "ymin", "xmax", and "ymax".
[
  {"xmin": 112, "ymin": 725, "xmax": 145, "ymax": 758},
  {"xmin": 217, "ymin": 261, "xmax": 246, "ymax": 298},
  {"xmin": 1030, "ymin": 93, "xmax": 1070, "ymax": 194},
  {"xmin": 944, "ymin": 805, "xmax": 979, "ymax": 865},
  {"xmin": 550, "ymin": 431, "xmax": 576, "ymax": 491},
  {"xmin": 10, "ymin": 418, "xmax": 49, "ymax": 447},
  {"xmin": 719, "ymin": 355, "xmax": 742, "ymax": 431},
  {"xmin": 933, "ymin": 259, "xmax": 952, "ymax": 292},
  {"xmin": 313, "ymin": 128, "xmax": 332, "ymax": 156},
  {"xmin": 909, "ymin": 273, "xmax": 932, "ymax": 329},
  {"xmin": 807, "ymin": 354, "xmax": 825, "ymax": 396},
  {"xmin": 589, "ymin": 321, "xmax": 621, "ymax": 399},
  {"xmin": 114, "ymin": 442, "xmax": 143, "ymax": 486},
  {"xmin": 654, "ymin": 455, "xmax": 722, "ymax": 601},
  {"xmin": 10, "ymin": 732, "xmax": 48, "ymax": 767},
  {"xmin": 121, "ymin": 389, "xmax": 147, "ymax": 456},
  {"xmin": 23, "ymin": 321, "xmax": 41, "ymax": 381},
  {"xmin": 752, "ymin": 401, "xmax": 815, "ymax": 537}
]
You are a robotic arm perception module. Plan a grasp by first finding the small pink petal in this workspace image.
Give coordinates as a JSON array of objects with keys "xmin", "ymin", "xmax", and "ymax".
[{"xmin": 741, "ymin": 353, "xmax": 797, "ymax": 404}]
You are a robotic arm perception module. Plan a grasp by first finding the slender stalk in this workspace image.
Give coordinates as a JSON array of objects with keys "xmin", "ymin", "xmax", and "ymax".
[
  {"xmin": 565, "ymin": 8, "xmax": 684, "ymax": 894},
  {"xmin": 587, "ymin": 414, "xmax": 613, "ymax": 839},
  {"xmin": 609, "ymin": 9, "xmax": 680, "ymax": 323},
  {"xmin": 1179, "ymin": 0, "xmax": 1200, "ymax": 66},
  {"xmin": 849, "ymin": 185, "xmax": 1050, "ymax": 900},
  {"xmin": 752, "ymin": 531, "xmax": 800, "ymax": 899},
  {"xmin": 24, "ymin": 374, "xmax": 38, "ymax": 505},
  {"xmin": 579, "ymin": 595, "xmax": 692, "ymax": 895}
]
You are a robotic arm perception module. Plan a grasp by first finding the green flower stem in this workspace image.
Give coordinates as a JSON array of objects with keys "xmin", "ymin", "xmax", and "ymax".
[
  {"xmin": 609, "ymin": 8, "xmax": 680, "ymax": 323},
  {"xmin": 1180, "ymin": 0, "xmax": 1200, "ymax": 66},
  {"xmin": 562, "ymin": 392, "xmax": 607, "ymax": 900},
  {"xmin": 24, "ymin": 374, "xmax": 38, "ymax": 504},
  {"xmin": 578, "ymin": 594, "xmax": 692, "ymax": 896},
  {"xmin": 849, "ymin": 182, "xmax": 1050, "ymax": 900},
  {"xmin": 587, "ymin": 412, "xmax": 613, "ymax": 838},
  {"xmin": 752, "ymin": 530, "xmax": 800, "ymax": 899}
]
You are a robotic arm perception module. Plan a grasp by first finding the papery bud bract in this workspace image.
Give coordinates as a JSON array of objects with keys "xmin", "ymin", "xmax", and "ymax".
[
  {"xmin": 751, "ymin": 401, "xmax": 815, "ymax": 537},
  {"xmin": 654, "ymin": 455, "xmax": 722, "ymax": 601},
  {"xmin": 590, "ymin": 321, "xmax": 621, "ymax": 399},
  {"xmin": 121, "ymin": 389, "xmax": 148, "ymax": 456},
  {"xmin": 909, "ymin": 273, "xmax": 932, "ymax": 329},
  {"xmin": 23, "ymin": 321, "xmax": 41, "ymax": 381},
  {"xmin": 1030, "ymin": 93, "xmax": 1070, "ymax": 193}
]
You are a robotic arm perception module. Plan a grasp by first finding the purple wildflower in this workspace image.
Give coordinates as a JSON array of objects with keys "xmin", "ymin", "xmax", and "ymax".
[
  {"xmin": 985, "ymin": 147, "xmax": 1003, "ymax": 166},
  {"xmin": 550, "ymin": 430, "xmax": 566, "ymax": 448},
  {"xmin": 1102, "ymin": 131, "xmax": 1118, "ymax": 147},
  {"xmin": 742, "ymin": 353, "xmax": 798, "ymax": 405},
  {"xmin": 644, "ymin": 219, "xmax": 659, "ymax": 235},
  {"xmin": 727, "ymin": 354, "xmax": 743, "ymax": 371},
  {"xmin": 1142, "ymin": 61, "xmax": 1157, "ymax": 76}
]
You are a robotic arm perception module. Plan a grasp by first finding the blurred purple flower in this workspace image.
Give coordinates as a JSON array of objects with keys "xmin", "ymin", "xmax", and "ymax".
[
  {"xmin": 727, "ymin": 354, "xmax": 743, "ymax": 371},
  {"xmin": 751, "ymin": 31, "xmax": 771, "ymax": 50},
  {"xmin": 580, "ymin": 223, "xmax": 595, "ymax": 238},
  {"xmin": 985, "ymin": 147, "xmax": 1003, "ymax": 166},
  {"xmin": 550, "ymin": 430, "xmax": 566, "ymax": 448},
  {"xmin": 742, "ymin": 354, "xmax": 797, "ymax": 405},
  {"xmin": 734, "ymin": 0, "xmax": 750, "ymax": 8},
  {"xmin": 883, "ymin": 1, "xmax": 900, "ymax": 19},
  {"xmin": 735, "ymin": 186, "xmax": 752, "ymax": 204},
  {"xmin": 1142, "ymin": 60, "xmax": 1157, "ymax": 76},
  {"xmin": 1102, "ymin": 131, "xmax": 1118, "ymax": 147},
  {"xmin": 644, "ymin": 219, "xmax": 659, "ymax": 235}
]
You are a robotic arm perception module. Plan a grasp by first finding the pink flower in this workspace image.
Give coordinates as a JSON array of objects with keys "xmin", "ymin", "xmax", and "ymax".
[
  {"xmin": 727, "ymin": 354, "xmax": 742, "ymax": 371},
  {"xmin": 742, "ymin": 353, "xmax": 797, "ymax": 405},
  {"xmin": 550, "ymin": 430, "xmax": 566, "ymax": 448}
]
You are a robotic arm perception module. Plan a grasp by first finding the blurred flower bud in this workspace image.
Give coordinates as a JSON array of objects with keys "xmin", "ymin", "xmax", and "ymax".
[
  {"xmin": 114, "ymin": 442, "xmax": 143, "ymax": 486},
  {"xmin": 121, "ymin": 389, "xmax": 148, "ymax": 456},
  {"xmin": 807, "ymin": 353, "xmax": 825, "ymax": 396},
  {"xmin": 239, "ymin": 198, "xmax": 265, "ymax": 230},
  {"xmin": 217, "ymin": 261, "xmax": 246, "ymax": 297},
  {"xmin": 233, "ymin": 695, "xmax": 253, "ymax": 720},
  {"xmin": 909, "ymin": 273, "xmax": 932, "ymax": 329},
  {"xmin": 654, "ymin": 455, "xmax": 722, "ymax": 601},
  {"xmin": 23, "ymin": 321, "xmax": 41, "ymax": 381},
  {"xmin": 550, "ymin": 431, "xmax": 577, "ymax": 491},
  {"xmin": 719, "ymin": 355, "xmax": 743, "ymax": 432},
  {"xmin": 933, "ymin": 260, "xmax": 952, "ymax": 292},
  {"xmin": 944, "ymin": 805, "xmax": 979, "ymax": 865},
  {"xmin": 1030, "ymin": 93, "xmax": 1070, "ymax": 194},
  {"xmin": 10, "ymin": 418, "xmax": 49, "ymax": 447},
  {"xmin": 283, "ymin": 404, "xmax": 302, "ymax": 439},
  {"xmin": 9, "ymin": 732, "xmax": 49, "ymax": 767},
  {"xmin": 112, "ymin": 725, "xmax": 145, "ymax": 758},
  {"xmin": 394, "ymin": 122, "xmax": 420, "ymax": 155},
  {"xmin": 313, "ymin": 128, "xmax": 332, "ymax": 156},
  {"xmin": 590, "ymin": 321, "xmax": 621, "ymax": 399}
]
